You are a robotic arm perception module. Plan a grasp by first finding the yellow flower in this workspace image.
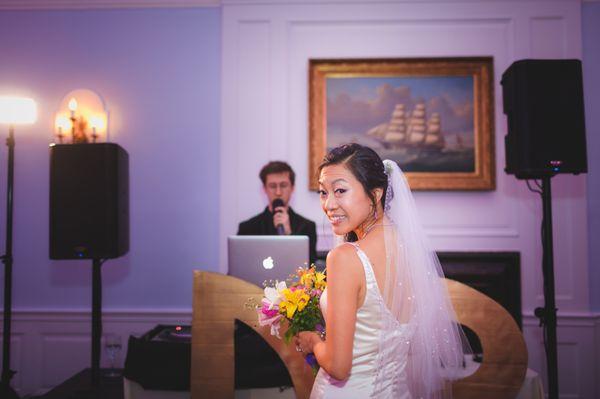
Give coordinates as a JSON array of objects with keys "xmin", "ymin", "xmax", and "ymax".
[
  {"xmin": 300, "ymin": 269, "xmax": 315, "ymax": 289},
  {"xmin": 315, "ymin": 272, "xmax": 326, "ymax": 290},
  {"xmin": 279, "ymin": 288, "xmax": 310, "ymax": 319}
]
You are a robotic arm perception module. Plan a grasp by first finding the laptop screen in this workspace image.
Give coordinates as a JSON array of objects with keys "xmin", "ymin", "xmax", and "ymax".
[{"xmin": 227, "ymin": 235, "xmax": 309, "ymax": 287}]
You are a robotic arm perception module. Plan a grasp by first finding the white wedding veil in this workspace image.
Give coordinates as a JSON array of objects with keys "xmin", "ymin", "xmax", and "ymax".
[
  {"xmin": 378, "ymin": 159, "xmax": 466, "ymax": 398},
  {"xmin": 329, "ymin": 157, "xmax": 468, "ymax": 398}
]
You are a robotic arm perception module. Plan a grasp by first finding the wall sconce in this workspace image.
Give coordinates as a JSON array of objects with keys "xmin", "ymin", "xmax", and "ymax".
[{"xmin": 55, "ymin": 89, "xmax": 108, "ymax": 144}]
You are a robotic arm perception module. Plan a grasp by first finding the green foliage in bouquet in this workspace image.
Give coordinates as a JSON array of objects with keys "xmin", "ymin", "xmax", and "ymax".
[{"xmin": 283, "ymin": 293, "xmax": 324, "ymax": 343}]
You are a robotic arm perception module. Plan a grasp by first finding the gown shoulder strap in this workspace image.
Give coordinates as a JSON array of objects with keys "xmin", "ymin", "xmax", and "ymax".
[{"xmin": 342, "ymin": 242, "xmax": 377, "ymax": 283}]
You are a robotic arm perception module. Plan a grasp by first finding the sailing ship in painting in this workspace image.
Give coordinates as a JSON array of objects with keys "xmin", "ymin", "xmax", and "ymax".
[
  {"xmin": 364, "ymin": 102, "xmax": 473, "ymax": 172},
  {"xmin": 367, "ymin": 103, "xmax": 445, "ymax": 152}
]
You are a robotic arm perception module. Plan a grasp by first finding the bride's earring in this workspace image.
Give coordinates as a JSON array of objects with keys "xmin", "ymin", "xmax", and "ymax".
[{"xmin": 369, "ymin": 202, "xmax": 378, "ymax": 223}]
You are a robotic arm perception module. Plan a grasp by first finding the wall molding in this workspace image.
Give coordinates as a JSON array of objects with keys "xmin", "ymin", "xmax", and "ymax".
[
  {"xmin": 523, "ymin": 311, "xmax": 600, "ymax": 327},
  {"xmin": 0, "ymin": 0, "xmax": 219, "ymax": 10},
  {"xmin": 4, "ymin": 307, "xmax": 193, "ymax": 318}
]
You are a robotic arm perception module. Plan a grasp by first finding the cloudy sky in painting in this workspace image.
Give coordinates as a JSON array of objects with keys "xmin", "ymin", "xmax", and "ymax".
[{"xmin": 326, "ymin": 76, "xmax": 474, "ymax": 137}]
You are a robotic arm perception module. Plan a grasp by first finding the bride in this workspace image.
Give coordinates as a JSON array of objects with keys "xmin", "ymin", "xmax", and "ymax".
[{"xmin": 295, "ymin": 143, "xmax": 466, "ymax": 398}]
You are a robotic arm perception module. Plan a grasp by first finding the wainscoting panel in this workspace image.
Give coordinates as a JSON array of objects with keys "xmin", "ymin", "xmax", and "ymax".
[
  {"xmin": 1, "ymin": 309, "xmax": 192, "ymax": 396},
  {"xmin": 41, "ymin": 334, "xmax": 90, "ymax": 389},
  {"xmin": 523, "ymin": 312, "xmax": 599, "ymax": 399},
  {"xmin": 0, "ymin": 333, "xmax": 24, "ymax": 392}
]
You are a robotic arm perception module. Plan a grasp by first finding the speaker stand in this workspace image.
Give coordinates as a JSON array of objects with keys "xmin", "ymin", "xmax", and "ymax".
[
  {"xmin": 91, "ymin": 258, "xmax": 103, "ymax": 387},
  {"xmin": 51, "ymin": 259, "xmax": 106, "ymax": 399},
  {"xmin": 533, "ymin": 176, "xmax": 559, "ymax": 399},
  {"xmin": 1, "ymin": 127, "xmax": 20, "ymax": 399}
]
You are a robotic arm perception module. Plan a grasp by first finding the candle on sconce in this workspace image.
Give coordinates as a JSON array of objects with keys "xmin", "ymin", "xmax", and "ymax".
[
  {"xmin": 89, "ymin": 115, "xmax": 104, "ymax": 143},
  {"xmin": 67, "ymin": 98, "xmax": 78, "ymax": 142},
  {"xmin": 68, "ymin": 98, "xmax": 77, "ymax": 119},
  {"xmin": 55, "ymin": 115, "xmax": 71, "ymax": 144}
]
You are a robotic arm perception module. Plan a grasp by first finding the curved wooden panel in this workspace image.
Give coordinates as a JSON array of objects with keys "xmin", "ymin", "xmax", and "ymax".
[{"xmin": 448, "ymin": 279, "xmax": 527, "ymax": 398}]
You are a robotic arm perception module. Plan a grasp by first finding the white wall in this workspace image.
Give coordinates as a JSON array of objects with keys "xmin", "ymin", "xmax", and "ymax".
[{"xmin": 219, "ymin": 0, "xmax": 596, "ymax": 397}]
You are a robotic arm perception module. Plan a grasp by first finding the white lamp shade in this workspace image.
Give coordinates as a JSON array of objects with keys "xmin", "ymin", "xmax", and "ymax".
[{"xmin": 0, "ymin": 96, "xmax": 37, "ymax": 124}]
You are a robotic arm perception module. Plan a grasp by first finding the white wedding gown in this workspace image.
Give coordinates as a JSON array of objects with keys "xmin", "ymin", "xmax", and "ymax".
[{"xmin": 310, "ymin": 244, "xmax": 414, "ymax": 399}]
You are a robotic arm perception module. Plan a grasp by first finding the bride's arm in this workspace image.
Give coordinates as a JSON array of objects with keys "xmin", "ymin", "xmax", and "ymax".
[{"xmin": 299, "ymin": 244, "xmax": 362, "ymax": 381}]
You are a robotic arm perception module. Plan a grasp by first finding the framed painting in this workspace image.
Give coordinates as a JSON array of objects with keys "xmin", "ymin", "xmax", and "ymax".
[{"xmin": 308, "ymin": 57, "xmax": 495, "ymax": 190}]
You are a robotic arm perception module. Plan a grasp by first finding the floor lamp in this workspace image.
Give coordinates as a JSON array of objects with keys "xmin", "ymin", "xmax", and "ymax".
[{"xmin": 0, "ymin": 96, "xmax": 37, "ymax": 399}]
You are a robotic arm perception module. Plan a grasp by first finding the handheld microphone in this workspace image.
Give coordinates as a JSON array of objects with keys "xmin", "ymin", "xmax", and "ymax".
[{"xmin": 272, "ymin": 198, "xmax": 285, "ymax": 235}]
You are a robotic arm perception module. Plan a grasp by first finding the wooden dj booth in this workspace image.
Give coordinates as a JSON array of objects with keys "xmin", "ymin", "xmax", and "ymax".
[{"xmin": 190, "ymin": 268, "xmax": 529, "ymax": 399}]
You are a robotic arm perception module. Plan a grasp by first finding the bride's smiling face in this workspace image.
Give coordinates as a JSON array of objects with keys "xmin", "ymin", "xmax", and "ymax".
[{"xmin": 318, "ymin": 164, "xmax": 374, "ymax": 236}]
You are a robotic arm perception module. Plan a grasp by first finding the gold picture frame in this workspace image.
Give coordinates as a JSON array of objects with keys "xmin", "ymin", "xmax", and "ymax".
[{"xmin": 309, "ymin": 57, "xmax": 495, "ymax": 191}]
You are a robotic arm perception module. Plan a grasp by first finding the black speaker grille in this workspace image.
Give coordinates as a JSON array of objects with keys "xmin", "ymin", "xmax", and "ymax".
[
  {"xmin": 49, "ymin": 143, "xmax": 129, "ymax": 259},
  {"xmin": 501, "ymin": 59, "xmax": 588, "ymax": 178}
]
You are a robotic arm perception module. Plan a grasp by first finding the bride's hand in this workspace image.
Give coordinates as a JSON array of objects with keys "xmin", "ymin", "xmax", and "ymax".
[{"xmin": 294, "ymin": 331, "xmax": 320, "ymax": 354}]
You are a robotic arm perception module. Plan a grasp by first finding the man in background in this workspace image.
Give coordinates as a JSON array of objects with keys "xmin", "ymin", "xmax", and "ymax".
[
  {"xmin": 238, "ymin": 161, "xmax": 317, "ymax": 264},
  {"xmin": 235, "ymin": 161, "xmax": 318, "ymax": 390}
]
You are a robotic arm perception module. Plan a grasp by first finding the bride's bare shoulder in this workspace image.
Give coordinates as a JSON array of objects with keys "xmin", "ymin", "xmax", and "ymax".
[
  {"xmin": 326, "ymin": 244, "xmax": 362, "ymax": 276},
  {"xmin": 326, "ymin": 242, "xmax": 356, "ymax": 261}
]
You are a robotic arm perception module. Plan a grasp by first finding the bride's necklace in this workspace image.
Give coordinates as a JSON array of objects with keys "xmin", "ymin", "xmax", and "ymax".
[
  {"xmin": 357, "ymin": 222, "xmax": 382, "ymax": 240},
  {"xmin": 357, "ymin": 218, "xmax": 395, "ymax": 240}
]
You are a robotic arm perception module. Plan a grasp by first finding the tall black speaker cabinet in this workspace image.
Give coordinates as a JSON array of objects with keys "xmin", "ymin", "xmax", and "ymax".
[
  {"xmin": 501, "ymin": 59, "xmax": 588, "ymax": 179},
  {"xmin": 49, "ymin": 143, "xmax": 129, "ymax": 260}
]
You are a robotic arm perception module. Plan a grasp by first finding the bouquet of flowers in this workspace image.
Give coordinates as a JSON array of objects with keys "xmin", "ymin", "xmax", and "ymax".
[{"xmin": 256, "ymin": 265, "xmax": 326, "ymax": 373}]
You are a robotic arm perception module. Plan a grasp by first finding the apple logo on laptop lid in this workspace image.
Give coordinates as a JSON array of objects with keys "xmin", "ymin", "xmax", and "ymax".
[{"xmin": 262, "ymin": 256, "xmax": 275, "ymax": 270}]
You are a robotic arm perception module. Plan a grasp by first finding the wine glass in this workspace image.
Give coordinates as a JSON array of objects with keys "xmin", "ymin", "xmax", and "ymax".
[{"xmin": 104, "ymin": 333, "xmax": 122, "ymax": 377}]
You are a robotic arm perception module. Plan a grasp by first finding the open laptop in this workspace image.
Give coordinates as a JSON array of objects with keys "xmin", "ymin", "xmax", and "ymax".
[{"xmin": 227, "ymin": 235, "xmax": 309, "ymax": 286}]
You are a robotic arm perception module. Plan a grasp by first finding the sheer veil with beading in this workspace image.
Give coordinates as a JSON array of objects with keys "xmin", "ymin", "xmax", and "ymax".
[{"xmin": 338, "ymin": 160, "xmax": 468, "ymax": 398}]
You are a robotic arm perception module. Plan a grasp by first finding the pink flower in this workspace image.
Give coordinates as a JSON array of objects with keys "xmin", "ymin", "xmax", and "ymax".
[
  {"xmin": 257, "ymin": 311, "xmax": 283, "ymax": 338},
  {"xmin": 261, "ymin": 301, "xmax": 279, "ymax": 318}
]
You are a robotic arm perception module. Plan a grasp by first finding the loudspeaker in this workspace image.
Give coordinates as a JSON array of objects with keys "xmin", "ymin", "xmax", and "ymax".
[
  {"xmin": 50, "ymin": 143, "xmax": 129, "ymax": 259},
  {"xmin": 501, "ymin": 59, "xmax": 588, "ymax": 179}
]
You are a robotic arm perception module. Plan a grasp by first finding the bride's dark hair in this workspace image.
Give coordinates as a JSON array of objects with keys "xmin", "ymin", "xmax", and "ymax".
[{"xmin": 319, "ymin": 143, "xmax": 389, "ymax": 241}]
